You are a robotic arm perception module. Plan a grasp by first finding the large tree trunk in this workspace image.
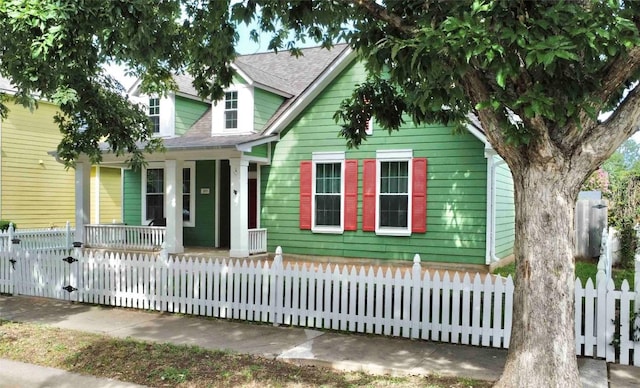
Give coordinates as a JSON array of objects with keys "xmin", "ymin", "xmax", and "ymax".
[{"xmin": 495, "ymin": 161, "xmax": 583, "ymax": 387}]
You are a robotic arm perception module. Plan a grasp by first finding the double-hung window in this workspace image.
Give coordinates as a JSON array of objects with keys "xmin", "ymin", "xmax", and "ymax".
[
  {"xmin": 376, "ymin": 150, "xmax": 412, "ymax": 235},
  {"xmin": 146, "ymin": 168, "xmax": 164, "ymax": 221},
  {"xmin": 299, "ymin": 153, "xmax": 357, "ymax": 233},
  {"xmin": 149, "ymin": 97, "xmax": 160, "ymax": 133},
  {"xmin": 362, "ymin": 150, "xmax": 427, "ymax": 236},
  {"xmin": 312, "ymin": 152, "xmax": 344, "ymax": 233},
  {"xmin": 224, "ymin": 91, "xmax": 238, "ymax": 129},
  {"xmin": 379, "ymin": 160, "xmax": 410, "ymax": 229},
  {"xmin": 143, "ymin": 162, "xmax": 196, "ymax": 227}
]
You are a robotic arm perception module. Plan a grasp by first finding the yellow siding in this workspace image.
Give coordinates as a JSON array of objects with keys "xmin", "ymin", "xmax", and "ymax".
[
  {"xmin": 1, "ymin": 101, "xmax": 122, "ymax": 228},
  {"xmin": 99, "ymin": 167, "xmax": 122, "ymax": 223},
  {"xmin": 1, "ymin": 101, "xmax": 76, "ymax": 228}
]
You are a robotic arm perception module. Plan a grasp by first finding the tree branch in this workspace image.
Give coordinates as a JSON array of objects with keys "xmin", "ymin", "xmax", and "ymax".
[
  {"xmin": 343, "ymin": 0, "xmax": 414, "ymax": 35},
  {"xmin": 579, "ymin": 84, "xmax": 640, "ymax": 167},
  {"xmin": 597, "ymin": 46, "xmax": 640, "ymax": 107}
]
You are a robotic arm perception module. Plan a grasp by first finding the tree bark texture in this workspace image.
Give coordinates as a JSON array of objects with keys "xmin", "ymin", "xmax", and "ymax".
[{"xmin": 495, "ymin": 161, "xmax": 582, "ymax": 388}]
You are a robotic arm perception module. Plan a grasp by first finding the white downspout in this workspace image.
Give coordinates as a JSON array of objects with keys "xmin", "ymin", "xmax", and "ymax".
[
  {"xmin": 485, "ymin": 149, "xmax": 496, "ymax": 265},
  {"xmin": 485, "ymin": 147, "xmax": 507, "ymax": 265}
]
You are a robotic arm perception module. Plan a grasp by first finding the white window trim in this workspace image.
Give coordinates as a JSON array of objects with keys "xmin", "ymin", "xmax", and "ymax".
[
  {"xmin": 375, "ymin": 149, "xmax": 413, "ymax": 236},
  {"xmin": 143, "ymin": 93, "xmax": 175, "ymax": 138},
  {"xmin": 142, "ymin": 161, "xmax": 196, "ymax": 227},
  {"xmin": 312, "ymin": 151, "xmax": 345, "ymax": 234},
  {"xmin": 211, "ymin": 84, "xmax": 254, "ymax": 135},
  {"xmin": 365, "ymin": 119, "xmax": 373, "ymax": 136},
  {"xmin": 224, "ymin": 90, "xmax": 238, "ymax": 130}
]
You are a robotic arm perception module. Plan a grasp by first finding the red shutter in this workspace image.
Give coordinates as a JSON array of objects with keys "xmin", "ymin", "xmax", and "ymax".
[
  {"xmin": 412, "ymin": 158, "xmax": 428, "ymax": 233},
  {"xmin": 299, "ymin": 161, "xmax": 312, "ymax": 230},
  {"xmin": 344, "ymin": 160, "xmax": 358, "ymax": 231},
  {"xmin": 362, "ymin": 159, "xmax": 376, "ymax": 231}
]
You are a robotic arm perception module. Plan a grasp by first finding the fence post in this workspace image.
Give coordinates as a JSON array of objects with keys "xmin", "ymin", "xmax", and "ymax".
[
  {"xmin": 599, "ymin": 227, "xmax": 610, "ymax": 279},
  {"xmin": 66, "ymin": 221, "xmax": 72, "ymax": 250},
  {"xmin": 271, "ymin": 246, "xmax": 283, "ymax": 327},
  {"xmin": 8, "ymin": 223, "xmax": 14, "ymax": 253},
  {"xmin": 411, "ymin": 254, "xmax": 422, "ymax": 339}
]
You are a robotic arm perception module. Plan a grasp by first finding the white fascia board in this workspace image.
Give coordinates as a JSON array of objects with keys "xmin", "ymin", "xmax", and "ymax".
[
  {"xmin": 264, "ymin": 48, "xmax": 356, "ymax": 136},
  {"xmin": 232, "ymin": 65, "xmax": 253, "ymax": 86},
  {"xmin": 127, "ymin": 77, "xmax": 143, "ymax": 96},
  {"xmin": 235, "ymin": 134, "xmax": 280, "ymax": 152},
  {"xmin": 466, "ymin": 121, "xmax": 489, "ymax": 147}
]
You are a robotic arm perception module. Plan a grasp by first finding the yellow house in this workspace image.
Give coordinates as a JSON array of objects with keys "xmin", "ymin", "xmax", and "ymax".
[{"xmin": 0, "ymin": 78, "xmax": 122, "ymax": 229}]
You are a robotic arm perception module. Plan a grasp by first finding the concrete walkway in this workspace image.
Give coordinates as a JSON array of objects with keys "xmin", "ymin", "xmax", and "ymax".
[{"xmin": 0, "ymin": 295, "xmax": 636, "ymax": 387}]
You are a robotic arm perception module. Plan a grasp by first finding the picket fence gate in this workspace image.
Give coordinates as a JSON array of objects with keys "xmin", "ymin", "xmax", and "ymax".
[{"xmin": 0, "ymin": 247, "xmax": 638, "ymax": 366}]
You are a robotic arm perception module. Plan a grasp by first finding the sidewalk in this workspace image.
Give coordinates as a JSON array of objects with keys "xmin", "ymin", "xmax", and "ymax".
[{"xmin": 0, "ymin": 295, "xmax": 636, "ymax": 387}]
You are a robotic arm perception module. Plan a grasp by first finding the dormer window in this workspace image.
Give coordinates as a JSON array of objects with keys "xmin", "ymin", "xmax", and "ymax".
[
  {"xmin": 224, "ymin": 91, "xmax": 238, "ymax": 129},
  {"xmin": 149, "ymin": 97, "xmax": 160, "ymax": 133}
]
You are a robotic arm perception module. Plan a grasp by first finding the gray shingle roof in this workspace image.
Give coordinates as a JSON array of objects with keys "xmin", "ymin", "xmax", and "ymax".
[
  {"xmin": 172, "ymin": 73, "xmax": 202, "ymax": 98},
  {"xmin": 235, "ymin": 44, "xmax": 349, "ymax": 97}
]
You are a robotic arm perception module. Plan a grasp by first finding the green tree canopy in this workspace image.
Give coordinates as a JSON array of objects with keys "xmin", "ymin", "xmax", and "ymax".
[{"xmin": 3, "ymin": 1, "xmax": 640, "ymax": 386}]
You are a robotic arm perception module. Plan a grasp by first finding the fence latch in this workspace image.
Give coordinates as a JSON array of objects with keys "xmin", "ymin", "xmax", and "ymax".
[
  {"xmin": 62, "ymin": 256, "xmax": 77, "ymax": 264},
  {"xmin": 62, "ymin": 285, "xmax": 77, "ymax": 293},
  {"xmin": 9, "ymin": 258, "xmax": 16, "ymax": 270}
]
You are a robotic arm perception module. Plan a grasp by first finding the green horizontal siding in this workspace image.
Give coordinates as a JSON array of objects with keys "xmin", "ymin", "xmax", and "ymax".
[
  {"xmin": 123, "ymin": 169, "xmax": 142, "ymax": 226},
  {"xmin": 245, "ymin": 143, "xmax": 269, "ymax": 158},
  {"xmin": 254, "ymin": 88, "xmax": 283, "ymax": 131},
  {"xmin": 175, "ymin": 96, "xmax": 209, "ymax": 136},
  {"xmin": 261, "ymin": 60, "xmax": 488, "ymax": 264},
  {"xmin": 495, "ymin": 162, "xmax": 515, "ymax": 259}
]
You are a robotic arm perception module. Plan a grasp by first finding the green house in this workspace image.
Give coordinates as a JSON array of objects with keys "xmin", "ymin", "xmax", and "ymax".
[{"xmin": 74, "ymin": 45, "xmax": 514, "ymax": 266}]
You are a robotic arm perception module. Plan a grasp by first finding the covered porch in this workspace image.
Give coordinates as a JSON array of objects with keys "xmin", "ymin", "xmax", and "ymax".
[{"xmin": 72, "ymin": 138, "xmax": 272, "ymax": 258}]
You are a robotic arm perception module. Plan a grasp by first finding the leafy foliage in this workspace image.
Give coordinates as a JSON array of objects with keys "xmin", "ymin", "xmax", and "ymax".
[{"xmin": 590, "ymin": 140, "xmax": 640, "ymax": 269}]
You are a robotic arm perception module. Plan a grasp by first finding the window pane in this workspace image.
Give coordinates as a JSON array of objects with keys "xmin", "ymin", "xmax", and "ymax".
[
  {"xmin": 315, "ymin": 195, "xmax": 340, "ymax": 226},
  {"xmin": 149, "ymin": 98, "xmax": 160, "ymax": 133},
  {"xmin": 225, "ymin": 91, "xmax": 237, "ymax": 109},
  {"xmin": 146, "ymin": 169, "xmax": 163, "ymax": 194},
  {"xmin": 379, "ymin": 161, "xmax": 409, "ymax": 228},
  {"xmin": 183, "ymin": 168, "xmax": 191, "ymax": 193},
  {"xmin": 380, "ymin": 195, "xmax": 408, "ymax": 227},
  {"xmin": 147, "ymin": 194, "xmax": 164, "ymax": 221},
  {"xmin": 183, "ymin": 194, "xmax": 190, "ymax": 221},
  {"xmin": 315, "ymin": 162, "xmax": 341, "ymax": 227},
  {"xmin": 225, "ymin": 110, "xmax": 238, "ymax": 129},
  {"xmin": 183, "ymin": 168, "xmax": 191, "ymax": 222}
]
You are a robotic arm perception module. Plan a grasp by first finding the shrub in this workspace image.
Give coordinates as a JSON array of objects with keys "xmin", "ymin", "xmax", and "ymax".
[{"xmin": 0, "ymin": 220, "xmax": 15, "ymax": 232}]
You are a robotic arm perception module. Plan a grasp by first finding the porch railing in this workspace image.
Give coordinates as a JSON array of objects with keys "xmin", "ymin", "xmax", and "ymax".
[
  {"xmin": 248, "ymin": 228, "xmax": 267, "ymax": 254},
  {"xmin": 84, "ymin": 224, "xmax": 165, "ymax": 250}
]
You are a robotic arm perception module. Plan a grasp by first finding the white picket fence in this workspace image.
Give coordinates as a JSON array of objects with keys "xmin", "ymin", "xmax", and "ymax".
[
  {"xmin": 0, "ymin": 222, "xmax": 74, "ymax": 251},
  {"xmin": 0, "ymin": 247, "xmax": 638, "ymax": 365}
]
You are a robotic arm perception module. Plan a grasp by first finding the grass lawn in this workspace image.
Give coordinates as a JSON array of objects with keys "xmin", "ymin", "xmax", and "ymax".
[
  {"xmin": 493, "ymin": 260, "xmax": 635, "ymax": 289},
  {"xmin": 0, "ymin": 320, "xmax": 493, "ymax": 388}
]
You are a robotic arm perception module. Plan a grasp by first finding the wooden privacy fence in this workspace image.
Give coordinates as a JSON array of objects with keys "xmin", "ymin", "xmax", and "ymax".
[
  {"xmin": 0, "ymin": 247, "xmax": 638, "ymax": 365},
  {"xmin": 0, "ymin": 222, "xmax": 73, "ymax": 251}
]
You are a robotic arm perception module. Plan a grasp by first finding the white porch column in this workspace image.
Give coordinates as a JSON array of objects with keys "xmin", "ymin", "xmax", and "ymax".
[
  {"xmin": 164, "ymin": 159, "xmax": 184, "ymax": 254},
  {"xmin": 74, "ymin": 162, "xmax": 91, "ymax": 244},
  {"xmin": 229, "ymin": 158, "xmax": 249, "ymax": 258}
]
